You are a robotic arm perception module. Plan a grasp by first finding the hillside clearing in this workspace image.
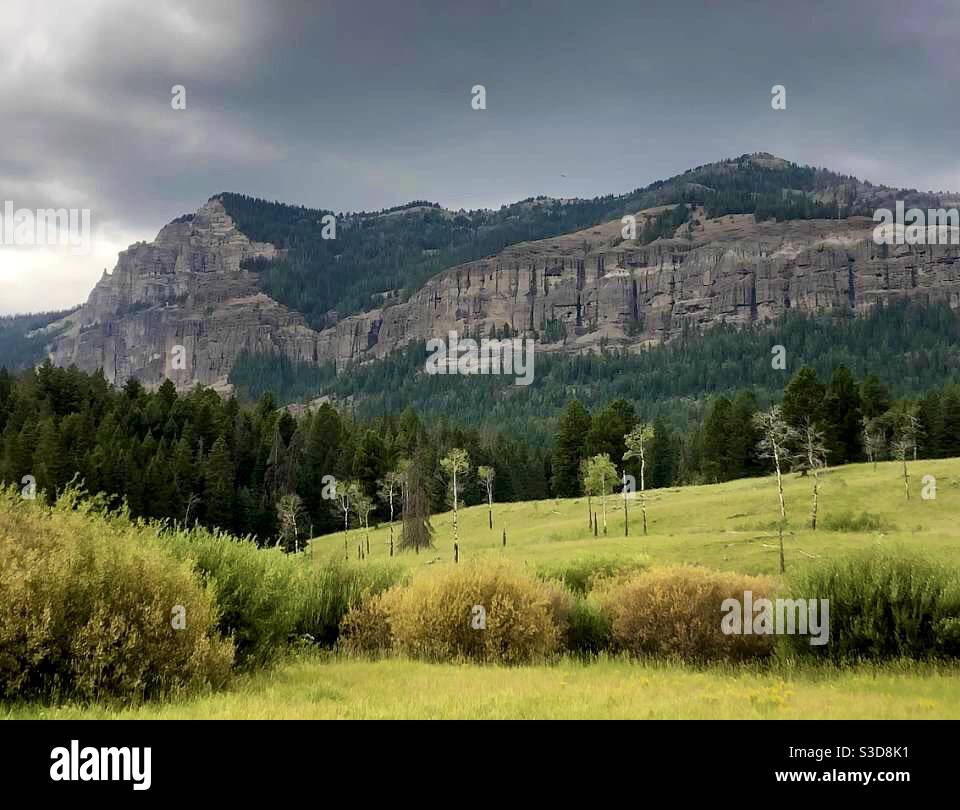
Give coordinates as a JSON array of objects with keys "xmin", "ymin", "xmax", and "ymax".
[{"xmin": 308, "ymin": 458, "xmax": 960, "ymax": 577}]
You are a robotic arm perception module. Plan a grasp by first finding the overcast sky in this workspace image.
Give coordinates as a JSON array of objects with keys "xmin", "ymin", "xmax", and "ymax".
[{"xmin": 2, "ymin": 0, "xmax": 959, "ymax": 315}]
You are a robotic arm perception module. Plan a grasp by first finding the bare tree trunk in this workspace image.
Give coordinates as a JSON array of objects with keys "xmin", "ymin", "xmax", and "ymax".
[
  {"xmin": 810, "ymin": 472, "xmax": 819, "ymax": 531},
  {"xmin": 640, "ymin": 452, "xmax": 648, "ymax": 536},
  {"xmin": 903, "ymin": 458, "xmax": 910, "ymax": 500},
  {"xmin": 622, "ymin": 475, "xmax": 629, "ymax": 537},
  {"xmin": 452, "ymin": 468, "xmax": 459, "ymax": 545},
  {"xmin": 773, "ymin": 444, "xmax": 787, "ymax": 574},
  {"xmin": 388, "ymin": 494, "xmax": 395, "ymax": 553}
]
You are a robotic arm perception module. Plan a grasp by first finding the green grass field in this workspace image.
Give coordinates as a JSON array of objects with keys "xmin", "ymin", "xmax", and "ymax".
[
  {"xmin": 11, "ymin": 458, "xmax": 960, "ymax": 720},
  {"xmin": 9, "ymin": 655, "xmax": 959, "ymax": 720},
  {"xmin": 308, "ymin": 458, "xmax": 960, "ymax": 576}
]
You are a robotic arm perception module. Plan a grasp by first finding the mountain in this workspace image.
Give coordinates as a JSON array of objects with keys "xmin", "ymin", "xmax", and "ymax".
[{"xmin": 31, "ymin": 153, "xmax": 960, "ymax": 393}]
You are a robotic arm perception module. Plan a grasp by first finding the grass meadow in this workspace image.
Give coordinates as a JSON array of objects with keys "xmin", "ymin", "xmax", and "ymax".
[{"xmin": 7, "ymin": 458, "xmax": 960, "ymax": 719}]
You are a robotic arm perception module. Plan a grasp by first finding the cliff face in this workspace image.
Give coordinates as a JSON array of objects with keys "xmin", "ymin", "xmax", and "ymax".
[
  {"xmin": 47, "ymin": 199, "xmax": 326, "ymax": 389},
  {"xmin": 47, "ymin": 197, "xmax": 960, "ymax": 390},
  {"xmin": 317, "ymin": 210, "xmax": 960, "ymax": 367}
]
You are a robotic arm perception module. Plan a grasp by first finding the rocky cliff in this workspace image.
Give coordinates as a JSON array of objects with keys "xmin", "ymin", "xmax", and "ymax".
[
  {"xmin": 317, "ymin": 209, "xmax": 960, "ymax": 367},
  {"xmin": 46, "ymin": 192, "xmax": 960, "ymax": 391},
  {"xmin": 46, "ymin": 199, "xmax": 326, "ymax": 389}
]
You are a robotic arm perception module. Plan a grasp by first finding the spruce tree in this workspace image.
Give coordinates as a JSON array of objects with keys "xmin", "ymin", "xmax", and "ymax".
[{"xmin": 552, "ymin": 399, "xmax": 591, "ymax": 496}]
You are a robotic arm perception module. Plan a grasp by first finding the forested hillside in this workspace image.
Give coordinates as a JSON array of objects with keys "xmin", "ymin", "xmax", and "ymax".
[
  {"xmin": 231, "ymin": 300, "xmax": 960, "ymax": 444},
  {"xmin": 0, "ymin": 309, "xmax": 76, "ymax": 372},
  {"xmin": 221, "ymin": 153, "xmax": 894, "ymax": 331},
  {"xmin": 2, "ymin": 336, "xmax": 958, "ymax": 542}
]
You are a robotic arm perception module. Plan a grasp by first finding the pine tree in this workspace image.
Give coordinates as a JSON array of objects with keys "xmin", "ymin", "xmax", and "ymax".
[
  {"xmin": 400, "ymin": 447, "xmax": 434, "ymax": 553},
  {"xmin": 823, "ymin": 366, "xmax": 863, "ymax": 464},
  {"xmin": 204, "ymin": 437, "xmax": 235, "ymax": 530},
  {"xmin": 552, "ymin": 400, "xmax": 591, "ymax": 496},
  {"xmin": 702, "ymin": 397, "xmax": 732, "ymax": 482},
  {"xmin": 781, "ymin": 367, "xmax": 825, "ymax": 432}
]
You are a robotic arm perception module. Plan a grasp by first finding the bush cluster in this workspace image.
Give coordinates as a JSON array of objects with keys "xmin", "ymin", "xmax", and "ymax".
[
  {"xmin": 597, "ymin": 566, "xmax": 777, "ymax": 662},
  {"xmin": 342, "ymin": 562, "xmax": 572, "ymax": 663},
  {"xmin": 779, "ymin": 549, "xmax": 960, "ymax": 662},
  {"xmin": 0, "ymin": 487, "xmax": 404, "ymax": 700},
  {"xmin": 0, "ymin": 489, "xmax": 233, "ymax": 701},
  {"xmin": 162, "ymin": 528, "xmax": 403, "ymax": 667}
]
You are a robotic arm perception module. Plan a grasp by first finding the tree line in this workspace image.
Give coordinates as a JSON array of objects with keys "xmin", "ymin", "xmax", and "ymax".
[
  {"xmin": 0, "ymin": 363, "xmax": 548, "ymax": 547},
  {"xmin": 1, "ymin": 356, "xmax": 957, "ymax": 549}
]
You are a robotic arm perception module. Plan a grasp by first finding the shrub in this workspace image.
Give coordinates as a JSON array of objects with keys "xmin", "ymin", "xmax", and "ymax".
[
  {"xmin": 341, "ymin": 562, "xmax": 572, "ymax": 664},
  {"xmin": 535, "ymin": 553, "xmax": 650, "ymax": 595},
  {"xmin": 779, "ymin": 549, "xmax": 960, "ymax": 662},
  {"xmin": 0, "ymin": 489, "xmax": 233, "ymax": 701},
  {"xmin": 161, "ymin": 527, "xmax": 306, "ymax": 668},
  {"xmin": 820, "ymin": 510, "xmax": 889, "ymax": 532},
  {"xmin": 599, "ymin": 566, "xmax": 777, "ymax": 662},
  {"xmin": 162, "ymin": 530, "xmax": 404, "ymax": 666},
  {"xmin": 296, "ymin": 558, "xmax": 405, "ymax": 646},
  {"xmin": 565, "ymin": 596, "xmax": 611, "ymax": 656},
  {"xmin": 339, "ymin": 592, "xmax": 393, "ymax": 656}
]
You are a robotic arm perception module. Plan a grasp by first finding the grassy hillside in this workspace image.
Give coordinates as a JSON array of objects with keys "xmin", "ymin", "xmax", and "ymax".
[
  {"xmin": 309, "ymin": 457, "xmax": 960, "ymax": 577},
  {"xmin": 8, "ymin": 457, "xmax": 960, "ymax": 720}
]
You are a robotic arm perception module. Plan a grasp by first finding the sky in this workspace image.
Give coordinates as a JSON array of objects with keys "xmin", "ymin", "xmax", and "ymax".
[{"xmin": 2, "ymin": 0, "xmax": 959, "ymax": 315}]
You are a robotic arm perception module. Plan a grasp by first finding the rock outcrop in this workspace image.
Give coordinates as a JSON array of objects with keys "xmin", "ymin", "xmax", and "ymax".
[
  {"xmin": 47, "ymin": 199, "xmax": 326, "ymax": 389},
  {"xmin": 316, "ymin": 210, "xmax": 960, "ymax": 367},
  {"xmin": 47, "ymin": 196, "xmax": 960, "ymax": 390}
]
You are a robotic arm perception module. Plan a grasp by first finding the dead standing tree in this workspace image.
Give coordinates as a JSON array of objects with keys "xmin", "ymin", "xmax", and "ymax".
[
  {"xmin": 798, "ymin": 419, "xmax": 828, "ymax": 531},
  {"xmin": 892, "ymin": 418, "xmax": 917, "ymax": 500},
  {"xmin": 753, "ymin": 406, "xmax": 799, "ymax": 574},
  {"xmin": 862, "ymin": 416, "xmax": 885, "ymax": 471}
]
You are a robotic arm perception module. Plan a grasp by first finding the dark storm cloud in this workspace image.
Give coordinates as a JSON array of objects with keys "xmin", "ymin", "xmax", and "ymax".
[{"xmin": 2, "ymin": 0, "xmax": 959, "ymax": 312}]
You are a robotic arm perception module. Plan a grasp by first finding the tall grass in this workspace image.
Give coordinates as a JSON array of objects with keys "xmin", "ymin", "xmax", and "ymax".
[{"xmin": 780, "ymin": 548, "xmax": 960, "ymax": 662}]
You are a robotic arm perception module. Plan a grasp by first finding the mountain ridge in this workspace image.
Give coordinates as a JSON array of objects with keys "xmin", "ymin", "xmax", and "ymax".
[{"xmin": 34, "ymin": 153, "xmax": 960, "ymax": 392}]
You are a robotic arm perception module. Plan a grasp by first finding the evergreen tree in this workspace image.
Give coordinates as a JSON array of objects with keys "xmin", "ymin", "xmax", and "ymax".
[
  {"xmin": 823, "ymin": 366, "xmax": 863, "ymax": 464},
  {"xmin": 552, "ymin": 399, "xmax": 591, "ymax": 496},
  {"xmin": 586, "ymin": 399, "xmax": 636, "ymax": 469},
  {"xmin": 781, "ymin": 367, "xmax": 825, "ymax": 431},
  {"xmin": 204, "ymin": 437, "xmax": 235, "ymax": 530},
  {"xmin": 701, "ymin": 397, "xmax": 733, "ymax": 482}
]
